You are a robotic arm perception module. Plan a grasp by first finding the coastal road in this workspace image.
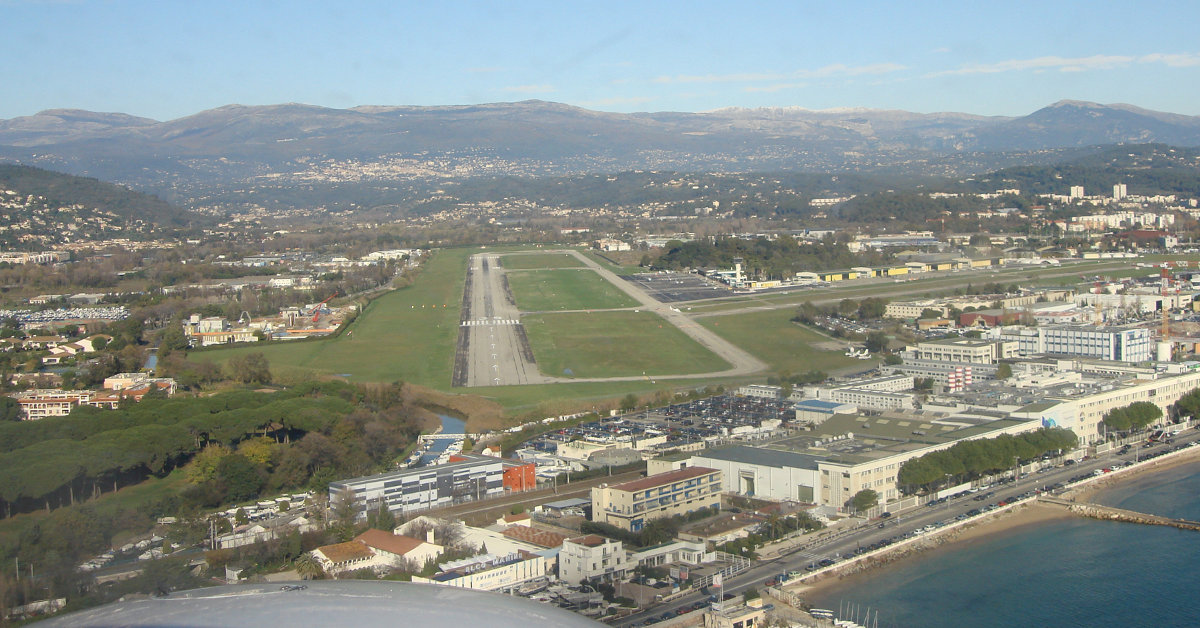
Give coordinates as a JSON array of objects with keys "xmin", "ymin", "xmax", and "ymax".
[{"xmin": 614, "ymin": 429, "xmax": 1200, "ymax": 626}]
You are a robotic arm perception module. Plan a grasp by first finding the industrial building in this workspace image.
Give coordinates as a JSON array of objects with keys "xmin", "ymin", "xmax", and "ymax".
[
  {"xmin": 329, "ymin": 454, "xmax": 535, "ymax": 519},
  {"xmin": 688, "ymin": 446, "xmax": 822, "ymax": 503},
  {"xmin": 591, "ymin": 467, "xmax": 722, "ymax": 532}
]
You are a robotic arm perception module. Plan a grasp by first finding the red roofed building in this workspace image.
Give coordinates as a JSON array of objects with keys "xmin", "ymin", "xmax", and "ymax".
[
  {"xmin": 590, "ymin": 467, "xmax": 722, "ymax": 532},
  {"xmin": 500, "ymin": 526, "xmax": 567, "ymax": 549},
  {"xmin": 354, "ymin": 529, "xmax": 442, "ymax": 568}
]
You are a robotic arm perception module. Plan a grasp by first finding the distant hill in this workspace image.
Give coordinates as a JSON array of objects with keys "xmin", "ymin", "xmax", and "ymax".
[
  {"xmin": 953, "ymin": 101, "xmax": 1200, "ymax": 152},
  {"xmin": 0, "ymin": 164, "xmax": 207, "ymax": 248},
  {"xmin": 1, "ymin": 100, "xmax": 1199, "ymax": 212}
]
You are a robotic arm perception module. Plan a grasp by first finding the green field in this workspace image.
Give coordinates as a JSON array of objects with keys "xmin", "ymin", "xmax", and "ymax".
[
  {"xmin": 193, "ymin": 247, "xmax": 471, "ymax": 387},
  {"xmin": 524, "ymin": 311, "xmax": 731, "ymax": 378},
  {"xmin": 500, "ymin": 252, "xmax": 585, "ymax": 269},
  {"xmin": 507, "ymin": 268, "xmax": 639, "ymax": 311},
  {"xmin": 698, "ymin": 308, "xmax": 864, "ymax": 375}
]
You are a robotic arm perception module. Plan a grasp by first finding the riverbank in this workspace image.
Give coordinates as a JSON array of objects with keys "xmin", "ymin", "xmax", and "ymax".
[{"xmin": 792, "ymin": 442, "xmax": 1200, "ymax": 603}]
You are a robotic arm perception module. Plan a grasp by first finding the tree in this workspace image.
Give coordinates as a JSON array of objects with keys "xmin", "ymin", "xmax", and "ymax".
[
  {"xmin": 229, "ymin": 352, "xmax": 272, "ymax": 385},
  {"xmin": 865, "ymin": 331, "xmax": 889, "ymax": 354},
  {"xmin": 186, "ymin": 444, "xmax": 231, "ymax": 484},
  {"xmin": 852, "ymin": 489, "xmax": 879, "ymax": 513},
  {"xmin": 159, "ymin": 321, "xmax": 189, "ymax": 356},
  {"xmin": 1176, "ymin": 388, "xmax": 1200, "ymax": 420},
  {"xmin": 919, "ymin": 308, "xmax": 943, "ymax": 319},
  {"xmin": 295, "ymin": 552, "xmax": 324, "ymax": 580},
  {"xmin": 995, "ymin": 363, "xmax": 1012, "ymax": 379},
  {"xmin": 0, "ymin": 396, "xmax": 21, "ymax": 421},
  {"xmin": 214, "ymin": 454, "xmax": 267, "ymax": 503},
  {"xmin": 366, "ymin": 503, "xmax": 396, "ymax": 531},
  {"xmin": 857, "ymin": 297, "xmax": 887, "ymax": 320},
  {"xmin": 619, "ymin": 393, "xmax": 639, "ymax": 413},
  {"xmin": 1102, "ymin": 402, "xmax": 1162, "ymax": 435}
]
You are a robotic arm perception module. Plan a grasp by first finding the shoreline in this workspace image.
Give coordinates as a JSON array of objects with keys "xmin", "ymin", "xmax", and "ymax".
[{"xmin": 791, "ymin": 443, "xmax": 1200, "ymax": 603}]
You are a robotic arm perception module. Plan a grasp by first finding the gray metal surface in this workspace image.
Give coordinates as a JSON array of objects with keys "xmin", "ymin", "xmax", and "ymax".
[{"xmin": 40, "ymin": 581, "xmax": 603, "ymax": 627}]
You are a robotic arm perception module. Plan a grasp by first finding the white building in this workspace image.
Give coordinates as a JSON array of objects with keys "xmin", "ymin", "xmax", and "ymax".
[
  {"xmin": 690, "ymin": 446, "xmax": 822, "ymax": 503},
  {"xmin": 985, "ymin": 325, "xmax": 1154, "ymax": 362},
  {"xmin": 414, "ymin": 551, "xmax": 547, "ymax": 591},
  {"xmin": 559, "ymin": 535, "xmax": 634, "ymax": 584}
]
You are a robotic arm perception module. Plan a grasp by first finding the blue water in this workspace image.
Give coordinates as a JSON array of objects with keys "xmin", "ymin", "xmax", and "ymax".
[
  {"xmin": 811, "ymin": 460, "xmax": 1200, "ymax": 628},
  {"xmin": 418, "ymin": 414, "xmax": 467, "ymax": 465}
]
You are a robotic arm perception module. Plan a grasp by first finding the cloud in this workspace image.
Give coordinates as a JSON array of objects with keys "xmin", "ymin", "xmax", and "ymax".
[
  {"xmin": 501, "ymin": 84, "xmax": 555, "ymax": 94},
  {"xmin": 1138, "ymin": 52, "xmax": 1200, "ymax": 67},
  {"xmin": 928, "ymin": 52, "xmax": 1200, "ymax": 77},
  {"xmin": 802, "ymin": 63, "xmax": 906, "ymax": 78},
  {"xmin": 653, "ymin": 72, "xmax": 784, "ymax": 85},
  {"xmin": 653, "ymin": 62, "xmax": 906, "ymax": 85},
  {"xmin": 930, "ymin": 54, "xmax": 1134, "ymax": 77},
  {"xmin": 744, "ymin": 82, "xmax": 808, "ymax": 93},
  {"xmin": 577, "ymin": 96, "xmax": 654, "ymax": 107}
]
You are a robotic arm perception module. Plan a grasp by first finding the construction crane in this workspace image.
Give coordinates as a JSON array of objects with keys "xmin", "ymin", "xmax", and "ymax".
[{"xmin": 309, "ymin": 292, "xmax": 338, "ymax": 324}]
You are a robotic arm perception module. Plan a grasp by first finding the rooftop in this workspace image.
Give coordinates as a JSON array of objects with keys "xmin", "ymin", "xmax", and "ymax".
[
  {"xmin": 316, "ymin": 541, "xmax": 373, "ymax": 564},
  {"xmin": 696, "ymin": 445, "xmax": 822, "ymax": 471},
  {"xmin": 354, "ymin": 529, "xmax": 431, "ymax": 557},
  {"xmin": 607, "ymin": 466, "xmax": 718, "ymax": 493},
  {"xmin": 500, "ymin": 526, "xmax": 568, "ymax": 548},
  {"xmin": 566, "ymin": 534, "xmax": 610, "ymax": 548}
]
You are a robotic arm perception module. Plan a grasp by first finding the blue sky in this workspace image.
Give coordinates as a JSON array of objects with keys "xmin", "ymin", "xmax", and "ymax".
[{"xmin": 3, "ymin": 0, "xmax": 1199, "ymax": 120}]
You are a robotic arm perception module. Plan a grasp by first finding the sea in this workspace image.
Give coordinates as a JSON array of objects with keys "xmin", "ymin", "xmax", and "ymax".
[{"xmin": 810, "ymin": 459, "xmax": 1200, "ymax": 628}]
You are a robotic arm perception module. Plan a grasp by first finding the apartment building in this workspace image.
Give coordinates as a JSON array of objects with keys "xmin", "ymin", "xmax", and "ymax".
[
  {"xmin": 590, "ymin": 467, "xmax": 722, "ymax": 532},
  {"xmin": 559, "ymin": 535, "xmax": 634, "ymax": 584}
]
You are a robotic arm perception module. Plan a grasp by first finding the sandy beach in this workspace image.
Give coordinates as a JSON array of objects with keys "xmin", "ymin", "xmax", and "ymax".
[{"xmin": 791, "ymin": 443, "xmax": 1200, "ymax": 602}]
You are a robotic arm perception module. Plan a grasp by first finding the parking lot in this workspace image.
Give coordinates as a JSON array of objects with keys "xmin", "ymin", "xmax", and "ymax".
[
  {"xmin": 524, "ymin": 393, "xmax": 797, "ymax": 454},
  {"xmin": 620, "ymin": 271, "xmax": 733, "ymax": 303}
]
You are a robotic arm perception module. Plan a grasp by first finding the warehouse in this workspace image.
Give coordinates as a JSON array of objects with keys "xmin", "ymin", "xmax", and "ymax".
[{"xmin": 689, "ymin": 446, "xmax": 822, "ymax": 503}]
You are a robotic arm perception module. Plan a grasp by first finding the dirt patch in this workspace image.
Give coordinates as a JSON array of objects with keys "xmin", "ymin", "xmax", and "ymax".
[{"xmin": 406, "ymin": 383, "xmax": 506, "ymax": 433}]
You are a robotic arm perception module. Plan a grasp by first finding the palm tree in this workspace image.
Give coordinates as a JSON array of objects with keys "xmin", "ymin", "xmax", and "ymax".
[{"xmin": 295, "ymin": 552, "xmax": 323, "ymax": 580}]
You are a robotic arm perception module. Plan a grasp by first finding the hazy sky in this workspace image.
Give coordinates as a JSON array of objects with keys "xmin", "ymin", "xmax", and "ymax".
[{"xmin": 3, "ymin": 0, "xmax": 1199, "ymax": 121}]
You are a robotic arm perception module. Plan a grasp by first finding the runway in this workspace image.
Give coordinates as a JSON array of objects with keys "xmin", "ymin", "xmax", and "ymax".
[{"xmin": 453, "ymin": 253, "xmax": 549, "ymax": 387}]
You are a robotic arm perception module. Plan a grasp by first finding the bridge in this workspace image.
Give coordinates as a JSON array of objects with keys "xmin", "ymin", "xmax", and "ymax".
[
  {"xmin": 1039, "ymin": 495, "xmax": 1200, "ymax": 532},
  {"xmin": 417, "ymin": 433, "xmax": 478, "ymax": 443}
]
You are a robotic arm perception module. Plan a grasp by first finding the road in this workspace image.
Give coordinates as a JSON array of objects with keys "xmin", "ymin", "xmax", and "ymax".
[
  {"xmin": 613, "ymin": 429, "xmax": 1200, "ymax": 626},
  {"xmin": 565, "ymin": 250, "xmax": 768, "ymax": 380}
]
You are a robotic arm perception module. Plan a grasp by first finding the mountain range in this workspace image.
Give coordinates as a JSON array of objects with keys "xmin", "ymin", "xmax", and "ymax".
[{"xmin": 1, "ymin": 99, "xmax": 1198, "ymax": 210}]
